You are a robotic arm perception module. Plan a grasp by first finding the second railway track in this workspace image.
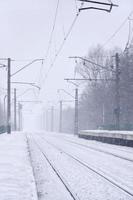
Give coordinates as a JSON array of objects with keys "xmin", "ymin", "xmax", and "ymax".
[
  {"xmin": 37, "ymin": 135, "xmax": 133, "ymax": 198},
  {"xmin": 42, "ymin": 134, "xmax": 133, "ymax": 163}
]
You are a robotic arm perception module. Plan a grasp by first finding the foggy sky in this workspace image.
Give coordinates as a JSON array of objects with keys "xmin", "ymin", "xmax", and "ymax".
[{"xmin": 0, "ymin": 0, "xmax": 133, "ymax": 129}]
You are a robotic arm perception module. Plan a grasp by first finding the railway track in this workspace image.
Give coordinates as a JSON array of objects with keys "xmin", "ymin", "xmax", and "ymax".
[
  {"xmin": 37, "ymin": 135, "xmax": 133, "ymax": 198},
  {"xmin": 42, "ymin": 134, "xmax": 133, "ymax": 163},
  {"xmin": 45, "ymin": 132, "xmax": 133, "ymax": 154},
  {"xmin": 27, "ymin": 135, "xmax": 80, "ymax": 200}
]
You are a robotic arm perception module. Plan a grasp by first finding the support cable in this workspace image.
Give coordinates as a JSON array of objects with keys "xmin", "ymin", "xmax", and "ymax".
[
  {"xmin": 74, "ymin": 0, "xmax": 78, "ymax": 13},
  {"xmin": 45, "ymin": 0, "xmax": 60, "ymax": 60},
  {"xmin": 102, "ymin": 11, "xmax": 133, "ymax": 48},
  {"xmin": 37, "ymin": 0, "xmax": 60, "ymax": 86},
  {"xmin": 40, "ymin": 3, "xmax": 84, "ymax": 88}
]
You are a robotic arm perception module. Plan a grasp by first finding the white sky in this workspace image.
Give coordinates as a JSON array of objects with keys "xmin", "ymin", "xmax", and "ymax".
[{"xmin": 0, "ymin": 0, "xmax": 133, "ymax": 128}]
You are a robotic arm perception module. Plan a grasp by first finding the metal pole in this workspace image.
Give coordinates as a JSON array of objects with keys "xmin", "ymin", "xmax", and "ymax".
[
  {"xmin": 14, "ymin": 88, "xmax": 17, "ymax": 131},
  {"xmin": 46, "ymin": 110, "xmax": 48, "ymax": 131},
  {"xmin": 4, "ymin": 95, "xmax": 7, "ymax": 121},
  {"xmin": 115, "ymin": 53, "xmax": 120, "ymax": 130},
  {"xmin": 74, "ymin": 88, "xmax": 78, "ymax": 135},
  {"xmin": 59, "ymin": 101, "xmax": 63, "ymax": 133},
  {"xmin": 51, "ymin": 106, "xmax": 54, "ymax": 132},
  {"xmin": 102, "ymin": 103, "xmax": 105, "ymax": 127},
  {"xmin": 18, "ymin": 103, "xmax": 21, "ymax": 131},
  {"xmin": 42, "ymin": 111, "xmax": 45, "ymax": 130},
  {"xmin": 18, "ymin": 103, "xmax": 20, "ymax": 131},
  {"xmin": 18, "ymin": 103, "xmax": 23, "ymax": 131},
  {"xmin": 7, "ymin": 58, "xmax": 11, "ymax": 134},
  {"xmin": 20, "ymin": 104, "xmax": 23, "ymax": 131}
]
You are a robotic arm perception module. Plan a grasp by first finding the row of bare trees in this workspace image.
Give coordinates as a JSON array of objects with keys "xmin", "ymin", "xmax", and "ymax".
[
  {"xmin": 62, "ymin": 45, "xmax": 133, "ymax": 132},
  {"xmin": 0, "ymin": 102, "xmax": 5, "ymax": 133}
]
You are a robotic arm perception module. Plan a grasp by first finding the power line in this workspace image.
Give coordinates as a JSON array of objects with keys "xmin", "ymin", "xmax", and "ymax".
[
  {"xmin": 102, "ymin": 10, "xmax": 133, "ymax": 48},
  {"xmin": 17, "ymin": 88, "xmax": 33, "ymax": 98},
  {"xmin": 11, "ymin": 59, "xmax": 44, "ymax": 77},
  {"xmin": 40, "ymin": 1, "xmax": 123, "ymax": 91},
  {"xmin": 37, "ymin": 0, "xmax": 60, "ymax": 87},
  {"xmin": 40, "ymin": 3, "xmax": 84, "ymax": 88},
  {"xmin": 69, "ymin": 56, "xmax": 115, "ymax": 73},
  {"xmin": 74, "ymin": 0, "xmax": 78, "ymax": 13},
  {"xmin": 45, "ymin": 0, "xmax": 60, "ymax": 59},
  {"xmin": 37, "ymin": 59, "xmax": 44, "ymax": 86},
  {"xmin": 124, "ymin": 18, "xmax": 132, "ymax": 51}
]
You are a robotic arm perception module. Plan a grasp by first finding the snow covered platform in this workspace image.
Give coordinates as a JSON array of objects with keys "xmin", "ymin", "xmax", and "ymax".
[
  {"xmin": 0, "ymin": 132, "xmax": 37, "ymax": 200},
  {"xmin": 79, "ymin": 130, "xmax": 133, "ymax": 147}
]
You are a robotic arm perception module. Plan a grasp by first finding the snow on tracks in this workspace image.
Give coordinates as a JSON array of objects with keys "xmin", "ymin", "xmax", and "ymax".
[
  {"xmin": 40, "ymin": 133, "xmax": 133, "ymax": 197},
  {"xmin": 46, "ymin": 134, "xmax": 133, "ymax": 162},
  {"xmin": 29, "ymin": 133, "xmax": 133, "ymax": 200},
  {"xmin": 27, "ymin": 135, "xmax": 77, "ymax": 200}
]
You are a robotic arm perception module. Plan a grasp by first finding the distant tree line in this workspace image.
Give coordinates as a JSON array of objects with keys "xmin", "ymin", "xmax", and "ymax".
[
  {"xmin": 0, "ymin": 102, "xmax": 6, "ymax": 133},
  {"xmin": 62, "ymin": 45, "xmax": 133, "ymax": 133}
]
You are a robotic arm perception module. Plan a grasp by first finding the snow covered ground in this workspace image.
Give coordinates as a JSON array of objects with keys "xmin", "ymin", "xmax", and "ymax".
[
  {"xmin": 27, "ymin": 131, "xmax": 133, "ymax": 200},
  {"xmin": 0, "ymin": 131, "xmax": 133, "ymax": 200},
  {"xmin": 0, "ymin": 132, "xmax": 37, "ymax": 200},
  {"xmin": 28, "ymin": 137, "xmax": 74, "ymax": 200}
]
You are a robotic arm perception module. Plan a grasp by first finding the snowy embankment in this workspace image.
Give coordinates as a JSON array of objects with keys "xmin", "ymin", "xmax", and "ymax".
[{"xmin": 0, "ymin": 132, "xmax": 37, "ymax": 200}]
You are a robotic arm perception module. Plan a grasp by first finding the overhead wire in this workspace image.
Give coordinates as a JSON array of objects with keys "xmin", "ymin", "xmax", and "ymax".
[
  {"xmin": 37, "ymin": 0, "xmax": 60, "ymax": 86},
  {"xmin": 40, "ymin": 2, "xmax": 84, "ymax": 88},
  {"xmin": 39, "ymin": 0, "xmax": 125, "ymax": 92},
  {"xmin": 74, "ymin": 0, "xmax": 78, "ymax": 13},
  {"xmin": 107, "ymin": 0, "xmax": 112, "ymax": 3},
  {"xmin": 102, "ymin": 10, "xmax": 133, "ymax": 48},
  {"xmin": 37, "ymin": 59, "xmax": 44, "ymax": 86},
  {"xmin": 45, "ymin": 0, "xmax": 60, "ymax": 60},
  {"xmin": 128, "ymin": 18, "xmax": 133, "ymax": 48},
  {"xmin": 39, "ymin": 1, "xmax": 132, "ymax": 92},
  {"xmin": 124, "ymin": 18, "xmax": 132, "ymax": 51}
]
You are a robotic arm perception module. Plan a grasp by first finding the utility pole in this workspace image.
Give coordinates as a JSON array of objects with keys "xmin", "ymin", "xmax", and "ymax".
[
  {"xmin": 74, "ymin": 88, "xmax": 78, "ymax": 135},
  {"xmin": 46, "ymin": 110, "xmax": 49, "ymax": 131},
  {"xmin": 64, "ymin": 80, "xmax": 79, "ymax": 135},
  {"xmin": 7, "ymin": 58, "xmax": 11, "ymax": 134},
  {"xmin": 102, "ymin": 103, "xmax": 105, "ymax": 128},
  {"xmin": 115, "ymin": 53, "xmax": 120, "ymax": 130},
  {"xmin": 59, "ymin": 101, "xmax": 63, "ymax": 133},
  {"xmin": 51, "ymin": 106, "xmax": 54, "ymax": 132},
  {"xmin": 14, "ymin": 88, "xmax": 17, "ymax": 131},
  {"xmin": 69, "ymin": 54, "xmax": 121, "ymax": 131},
  {"xmin": 42, "ymin": 111, "xmax": 45, "ymax": 130},
  {"xmin": 18, "ymin": 103, "xmax": 23, "ymax": 131},
  {"xmin": 4, "ymin": 95, "xmax": 7, "ymax": 121}
]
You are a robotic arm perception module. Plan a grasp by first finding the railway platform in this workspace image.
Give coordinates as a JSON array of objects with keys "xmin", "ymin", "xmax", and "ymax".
[{"xmin": 79, "ymin": 130, "xmax": 133, "ymax": 147}]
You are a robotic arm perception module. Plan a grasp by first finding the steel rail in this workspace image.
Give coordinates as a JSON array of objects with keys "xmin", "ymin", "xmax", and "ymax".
[
  {"xmin": 39, "ymin": 135, "xmax": 133, "ymax": 198},
  {"xmin": 44, "ymin": 134, "xmax": 133, "ymax": 163},
  {"xmin": 29, "ymin": 136, "xmax": 80, "ymax": 200}
]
